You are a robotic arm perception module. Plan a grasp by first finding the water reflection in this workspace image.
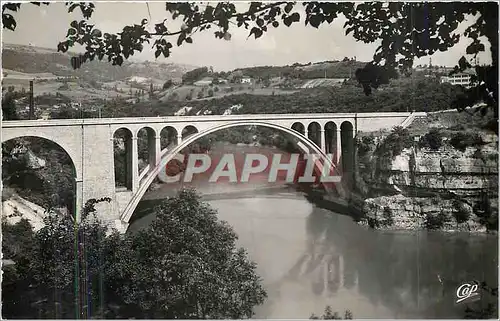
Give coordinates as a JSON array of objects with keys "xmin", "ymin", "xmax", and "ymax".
[
  {"xmin": 129, "ymin": 173, "xmax": 498, "ymax": 319},
  {"xmin": 206, "ymin": 195, "xmax": 498, "ymax": 319}
]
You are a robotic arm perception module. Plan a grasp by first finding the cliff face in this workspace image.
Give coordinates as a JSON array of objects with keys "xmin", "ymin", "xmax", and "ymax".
[{"xmin": 354, "ymin": 132, "xmax": 498, "ymax": 232}]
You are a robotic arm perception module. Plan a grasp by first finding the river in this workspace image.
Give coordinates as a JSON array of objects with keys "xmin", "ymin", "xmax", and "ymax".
[{"xmin": 128, "ymin": 145, "xmax": 498, "ymax": 319}]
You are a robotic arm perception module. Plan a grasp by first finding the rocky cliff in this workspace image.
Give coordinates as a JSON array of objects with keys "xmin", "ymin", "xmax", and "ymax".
[{"xmin": 353, "ymin": 129, "xmax": 498, "ymax": 232}]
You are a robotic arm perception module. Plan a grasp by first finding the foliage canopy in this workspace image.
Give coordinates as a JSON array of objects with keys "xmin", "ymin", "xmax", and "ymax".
[{"xmin": 2, "ymin": 189, "xmax": 267, "ymax": 319}]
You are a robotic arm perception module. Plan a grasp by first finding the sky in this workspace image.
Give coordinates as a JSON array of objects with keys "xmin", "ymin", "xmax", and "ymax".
[{"xmin": 2, "ymin": 1, "xmax": 492, "ymax": 71}]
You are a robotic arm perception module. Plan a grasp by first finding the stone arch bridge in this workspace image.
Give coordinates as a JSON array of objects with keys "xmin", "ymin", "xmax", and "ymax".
[{"xmin": 2, "ymin": 112, "xmax": 424, "ymax": 232}]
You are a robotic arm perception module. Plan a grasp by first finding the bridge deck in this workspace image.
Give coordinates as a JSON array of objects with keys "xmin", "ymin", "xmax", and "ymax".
[{"xmin": 2, "ymin": 112, "xmax": 422, "ymax": 127}]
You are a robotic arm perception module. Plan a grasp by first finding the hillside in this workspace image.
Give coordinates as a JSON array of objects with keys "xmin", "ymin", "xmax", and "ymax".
[
  {"xmin": 232, "ymin": 59, "xmax": 366, "ymax": 79},
  {"xmin": 2, "ymin": 43, "xmax": 196, "ymax": 83}
]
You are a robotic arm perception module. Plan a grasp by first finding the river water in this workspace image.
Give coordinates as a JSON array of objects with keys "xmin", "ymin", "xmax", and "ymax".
[{"xmin": 128, "ymin": 145, "xmax": 498, "ymax": 319}]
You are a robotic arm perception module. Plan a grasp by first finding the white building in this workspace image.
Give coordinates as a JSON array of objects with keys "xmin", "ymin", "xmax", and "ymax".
[
  {"xmin": 174, "ymin": 106, "xmax": 193, "ymax": 116},
  {"xmin": 194, "ymin": 77, "xmax": 213, "ymax": 86},
  {"xmin": 240, "ymin": 77, "xmax": 252, "ymax": 84},
  {"xmin": 440, "ymin": 69, "xmax": 475, "ymax": 87},
  {"xmin": 222, "ymin": 104, "xmax": 243, "ymax": 115}
]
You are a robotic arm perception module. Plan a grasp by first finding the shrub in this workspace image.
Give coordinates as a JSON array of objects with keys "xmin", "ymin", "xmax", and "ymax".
[
  {"xmin": 473, "ymin": 193, "xmax": 498, "ymax": 231},
  {"xmin": 208, "ymin": 89, "xmax": 214, "ymax": 97},
  {"xmin": 453, "ymin": 200, "xmax": 471, "ymax": 224},
  {"xmin": 310, "ymin": 306, "xmax": 353, "ymax": 320},
  {"xmin": 357, "ymin": 136, "xmax": 375, "ymax": 157},
  {"xmin": 376, "ymin": 126, "xmax": 413, "ymax": 158},
  {"xmin": 162, "ymin": 79, "xmax": 173, "ymax": 90},
  {"xmin": 449, "ymin": 132, "xmax": 485, "ymax": 152},
  {"xmin": 197, "ymin": 91, "xmax": 204, "ymax": 99},
  {"xmin": 424, "ymin": 211, "xmax": 449, "ymax": 229},
  {"xmin": 382, "ymin": 206, "xmax": 394, "ymax": 226},
  {"xmin": 419, "ymin": 128, "xmax": 443, "ymax": 150}
]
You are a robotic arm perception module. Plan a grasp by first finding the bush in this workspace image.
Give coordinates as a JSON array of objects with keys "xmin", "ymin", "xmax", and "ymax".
[
  {"xmin": 424, "ymin": 211, "xmax": 449, "ymax": 229},
  {"xmin": 473, "ymin": 193, "xmax": 498, "ymax": 231},
  {"xmin": 382, "ymin": 206, "xmax": 394, "ymax": 226},
  {"xmin": 162, "ymin": 79, "xmax": 173, "ymax": 90},
  {"xmin": 449, "ymin": 132, "xmax": 485, "ymax": 152},
  {"xmin": 453, "ymin": 200, "xmax": 471, "ymax": 224},
  {"xmin": 419, "ymin": 128, "xmax": 443, "ymax": 150},
  {"xmin": 376, "ymin": 126, "xmax": 413, "ymax": 158},
  {"xmin": 357, "ymin": 136, "xmax": 375, "ymax": 156},
  {"xmin": 310, "ymin": 306, "xmax": 353, "ymax": 320},
  {"xmin": 208, "ymin": 89, "xmax": 214, "ymax": 97}
]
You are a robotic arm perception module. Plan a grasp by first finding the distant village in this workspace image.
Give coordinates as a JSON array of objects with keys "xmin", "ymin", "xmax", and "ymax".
[{"xmin": 2, "ymin": 60, "xmax": 477, "ymax": 120}]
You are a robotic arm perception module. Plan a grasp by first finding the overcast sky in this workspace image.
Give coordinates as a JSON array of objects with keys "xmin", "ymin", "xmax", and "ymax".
[{"xmin": 2, "ymin": 1, "xmax": 491, "ymax": 71}]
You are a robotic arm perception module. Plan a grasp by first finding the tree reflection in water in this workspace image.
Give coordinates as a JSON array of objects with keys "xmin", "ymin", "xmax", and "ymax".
[{"xmin": 271, "ymin": 200, "xmax": 498, "ymax": 319}]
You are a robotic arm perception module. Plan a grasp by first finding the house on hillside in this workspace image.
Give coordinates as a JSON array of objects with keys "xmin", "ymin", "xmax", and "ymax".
[
  {"xmin": 175, "ymin": 106, "xmax": 193, "ymax": 116},
  {"xmin": 222, "ymin": 104, "xmax": 243, "ymax": 115},
  {"xmin": 213, "ymin": 78, "xmax": 228, "ymax": 84},
  {"xmin": 40, "ymin": 110, "xmax": 51, "ymax": 120},
  {"xmin": 240, "ymin": 77, "xmax": 252, "ymax": 84},
  {"xmin": 440, "ymin": 68, "xmax": 475, "ymax": 88},
  {"xmin": 194, "ymin": 77, "xmax": 213, "ymax": 86}
]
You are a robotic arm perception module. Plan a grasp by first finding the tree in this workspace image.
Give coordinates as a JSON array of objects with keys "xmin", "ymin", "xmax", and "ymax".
[
  {"xmin": 310, "ymin": 306, "xmax": 353, "ymax": 320},
  {"xmin": 163, "ymin": 79, "xmax": 173, "ymax": 90},
  {"xmin": 183, "ymin": 66, "xmax": 209, "ymax": 84},
  {"xmin": 99, "ymin": 189, "xmax": 267, "ymax": 318},
  {"xmin": 2, "ymin": 91, "xmax": 19, "ymax": 120},
  {"xmin": 2, "ymin": 190, "xmax": 267, "ymax": 319},
  {"xmin": 4, "ymin": 2, "xmax": 496, "ymax": 121},
  {"xmin": 2, "ymin": 198, "xmax": 114, "ymax": 319}
]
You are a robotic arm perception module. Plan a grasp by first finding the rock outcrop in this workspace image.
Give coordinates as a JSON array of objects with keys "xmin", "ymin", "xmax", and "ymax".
[{"xmin": 354, "ymin": 131, "xmax": 498, "ymax": 232}]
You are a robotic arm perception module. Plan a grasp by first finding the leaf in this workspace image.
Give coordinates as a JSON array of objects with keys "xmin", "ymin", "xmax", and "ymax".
[
  {"xmin": 155, "ymin": 50, "xmax": 161, "ymax": 58},
  {"xmin": 57, "ymin": 42, "xmax": 69, "ymax": 52},
  {"xmin": 91, "ymin": 29, "xmax": 102, "ymax": 37},
  {"xmin": 115, "ymin": 55, "xmax": 124, "ymax": 66},
  {"xmin": 283, "ymin": 12, "xmax": 300, "ymax": 27},
  {"xmin": 289, "ymin": 12, "xmax": 300, "ymax": 23},
  {"xmin": 466, "ymin": 42, "xmax": 485, "ymax": 54},
  {"xmin": 70, "ymin": 20, "xmax": 78, "ymax": 29},
  {"xmin": 2, "ymin": 14, "xmax": 16, "ymax": 31},
  {"xmin": 186, "ymin": 37, "xmax": 193, "ymax": 44},
  {"xmin": 249, "ymin": 27, "xmax": 263, "ymax": 39},
  {"xmin": 284, "ymin": 2, "xmax": 293, "ymax": 13},
  {"xmin": 309, "ymin": 14, "xmax": 322, "ymax": 28},
  {"xmin": 458, "ymin": 56, "xmax": 472, "ymax": 70},
  {"xmin": 177, "ymin": 33, "xmax": 186, "ymax": 46},
  {"xmin": 66, "ymin": 28, "xmax": 77, "ymax": 37}
]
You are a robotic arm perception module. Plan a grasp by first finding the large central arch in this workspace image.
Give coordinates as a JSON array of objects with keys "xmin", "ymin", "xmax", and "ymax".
[{"xmin": 120, "ymin": 121, "xmax": 343, "ymax": 223}]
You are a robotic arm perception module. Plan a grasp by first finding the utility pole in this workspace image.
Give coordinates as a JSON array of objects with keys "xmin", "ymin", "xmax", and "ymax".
[{"xmin": 29, "ymin": 80, "xmax": 34, "ymax": 119}]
